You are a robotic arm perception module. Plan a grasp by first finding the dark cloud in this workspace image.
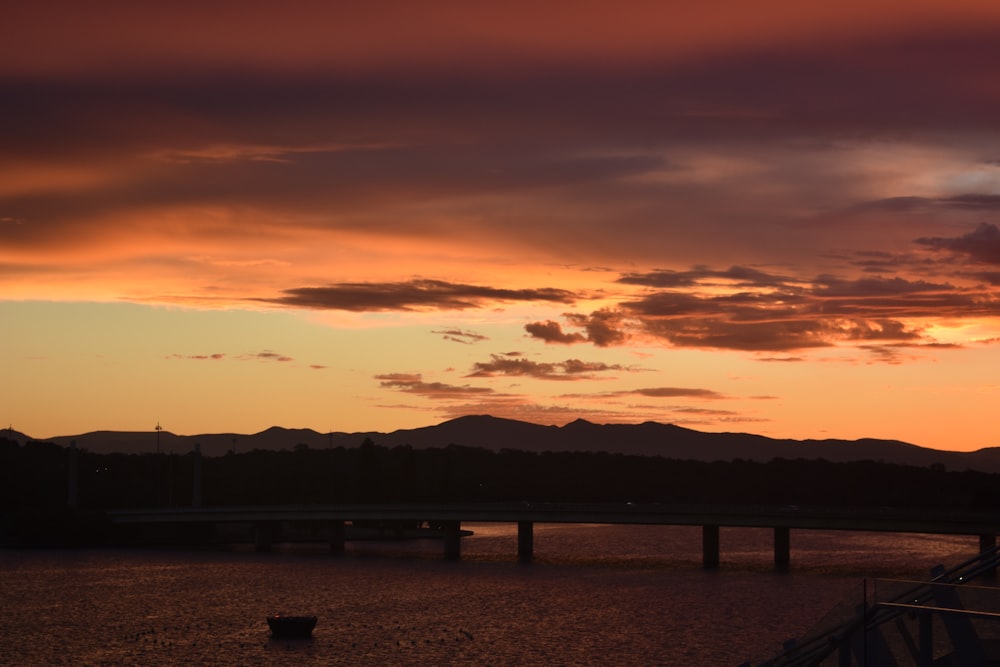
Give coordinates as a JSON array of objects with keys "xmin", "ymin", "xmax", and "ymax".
[
  {"xmin": 617, "ymin": 269, "xmax": 701, "ymax": 289},
  {"xmin": 564, "ymin": 309, "xmax": 629, "ymax": 347},
  {"xmin": 971, "ymin": 272, "xmax": 1000, "ymax": 286},
  {"xmin": 631, "ymin": 387, "xmax": 725, "ymax": 399},
  {"xmin": 249, "ymin": 351, "xmax": 294, "ymax": 362},
  {"xmin": 559, "ymin": 359, "xmax": 627, "ymax": 375},
  {"xmin": 641, "ymin": 318, "xmax": 835, "ymax": 352},
  {"xmin": 467, "ymin": 354, "xmax": 627, "ymax": 380},
  {"xmin": 432, "ymin": 329, "xmax": 489, "ymax": 344},
  {"xmin": 524, "ymin": 320, "xmax": 586, "ymax": 345},
  {"xmin": 916, "ymin": 223, "xmax": 1000, "ymax": 265},
  {"xmin": 855, "ymin": 341, "xmax": 962, "ymax": 364},
  {"xmin": 168, "ymin": 353, "xmax": 226, "ymax": 361},
  {"xmin": 525, "ymin": 265, "xmax": 999, "ymax": 353},
  {"xmin": 7, "ymin": 14, "xmax": 1000, "ymax": 366},
  {"xmin": 851, "ymin": 195, "xmax": 1000, "ymax": 216},
  {"xmin": 669, "ymin": 406, "xmax": 739, "ymax": 416},
  {"xmin": 940, "ymin": 195, "xmax": 1000, "ymax": 211},
  {"xmin": 0, "ymin": 146, "xmax": 666, "ymax": 253},
  {"xmin": 623, "ymin": 290, "xmax": 808, "ymax": 319},
  {"xmin": 812, "ymin": 276, "xmax": 955, "ymax": 298},
  {"xmin": 6, "ymin": 28, "xmax": 1000, "ymax": 310},
  {"xmin": 8, "ymin": 30, "xmax": 1000, "ymax": 154},
  {"xmin": 264, "ymin": 280, "xmax": 577, "ymax": 311},
  {"xmin": 848, "ymin": 196, "xmax": 933, "ymax": 214},
  {"xmin": 849, "ymin": 251, "xmax": 942, "ymax": 276},
  {"xmin": 375, "ymin": 373, "xmax": 495, "ymax": 398},
  {"xmin": 168, "ymin": 350, "xmax": 301, "ymax": 362},
  {"xmin": 626, "ymin": 287, "xmax": 939, "ymax": 350},
  {"xmin": 618, "ymin": 265, "xmax": 791, "ymax": 289},
  {"xmin": 559, "ymin": 387, "xmax": 726, "ymax": 401},
  {"xmin": 843, "ymin": 320, "xmax": 923, "ymax": 342},
  {"xmin": 7, "ymin": 30, "xmax": 1000, "ymax": 259},
  {"xmin": 466, "ymin": 357, "xmax": 558, "ymax": 378},
  {"xmin": 527, "ymin": 310, "xmax": 628, "ymax": 347}
]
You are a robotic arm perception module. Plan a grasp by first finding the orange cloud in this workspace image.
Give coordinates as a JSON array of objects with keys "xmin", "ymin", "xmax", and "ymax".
[{"xmin": 522, "ymin": 248, "xmax": 1000, "ymax": 356}]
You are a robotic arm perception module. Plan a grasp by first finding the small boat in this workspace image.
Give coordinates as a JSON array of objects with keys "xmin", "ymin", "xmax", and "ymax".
[{"xmin": 266, "ymin": 614, "xmax": 317, "ymax": 638}]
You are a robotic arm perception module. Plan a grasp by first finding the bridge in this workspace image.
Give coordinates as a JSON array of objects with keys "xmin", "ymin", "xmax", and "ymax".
[{"xmin": 107, "ymin": 502, "xmax": 1000, "ymax": 569}]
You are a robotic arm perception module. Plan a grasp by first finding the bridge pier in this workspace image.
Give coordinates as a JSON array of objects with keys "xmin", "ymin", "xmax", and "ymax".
[
  {"xmin": 443, "ymin": 520, "xmax": 462, "ymax": 560},
  {"xmin": 703, "ymin": 524, "xmax": 720, "ymax": 569},
  {"xmin": 329, "ymin": 520, "xmax": 345, "ymax": 554},
  {"xmin": 518, "ymin": 521, "xmax": 534, "ymax": 563},
  {"xmin": 774, "ymin": 527, "xmax": 790, "ymax": 571}
]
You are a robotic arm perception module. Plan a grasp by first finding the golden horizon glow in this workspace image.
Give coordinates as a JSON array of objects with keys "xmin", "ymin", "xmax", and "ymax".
[{"xmin": 5, "ymin": 2, "xmax": 1000, "ymax": 452}]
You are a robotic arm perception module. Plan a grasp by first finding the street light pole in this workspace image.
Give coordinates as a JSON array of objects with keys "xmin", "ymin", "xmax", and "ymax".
[{"xmin": 154, "ymin": 422, "xmax": 164, "ymax": 506}]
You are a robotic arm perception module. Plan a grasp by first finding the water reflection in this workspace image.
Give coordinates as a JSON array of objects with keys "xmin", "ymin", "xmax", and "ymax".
[{"xmin": 0, "ymin": 525, "xmax": 987, "ymax": 666}]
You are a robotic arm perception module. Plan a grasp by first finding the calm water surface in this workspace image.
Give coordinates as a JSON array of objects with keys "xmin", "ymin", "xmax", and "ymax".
[{"xmin": 0, "ymin": 524, "xmax": 986, "ymax": 666}]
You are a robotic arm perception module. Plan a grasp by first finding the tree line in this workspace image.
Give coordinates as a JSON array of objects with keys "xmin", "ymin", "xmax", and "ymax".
[{"xmin": 4, "ymin": 436, "xmax": 1000, "ymax": 512}]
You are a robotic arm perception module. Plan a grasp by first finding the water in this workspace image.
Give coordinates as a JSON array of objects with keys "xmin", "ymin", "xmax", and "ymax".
[{"xmin": 0, "ymin": 524, "xmax": 985, "ymax": 665}]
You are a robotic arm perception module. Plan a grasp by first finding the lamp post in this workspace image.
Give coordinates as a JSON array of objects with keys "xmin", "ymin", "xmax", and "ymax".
[{"xmin": 154, "ymin": 422, "xmax": 164, "ymax": 506}]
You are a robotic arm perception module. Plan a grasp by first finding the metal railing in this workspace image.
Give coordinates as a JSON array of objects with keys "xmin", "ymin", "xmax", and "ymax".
[{"xmin": 747, "ymin": 546, "xmax": 1000, "ymax": 666}]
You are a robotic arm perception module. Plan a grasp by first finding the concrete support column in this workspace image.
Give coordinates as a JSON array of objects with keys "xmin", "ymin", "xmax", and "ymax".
[
  {"xmin": 443, "ymin": 520, "xmax": 462, "ymax": 560},
  {"xmin": 517, "ymin": 521, "xmax": 534, "ymax": 564},
  {"xmin": 774, "ymin": 526, "xmax": 790, "ymax": 571},
  {"xmin": 254, "ymin": 521, "xmax": 274, "ymax": 552},
  {"xmin": 329, "ymin": 520, "xmax": 346, "ymax": 554},
  {"xmin": 702, "ymin": 524, "xmax": 720, "ymax": 569},
  {"xmin": 192, "ymin": 443, "xmax": 202, "ymax": 508}
]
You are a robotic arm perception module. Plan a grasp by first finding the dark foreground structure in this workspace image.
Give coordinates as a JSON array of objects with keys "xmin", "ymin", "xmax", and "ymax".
[{"xmin": 747, "ymin": 544, "xmax": 1000, "ymax": 666}]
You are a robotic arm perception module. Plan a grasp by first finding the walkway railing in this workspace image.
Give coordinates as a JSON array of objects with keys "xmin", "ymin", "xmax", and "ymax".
[{"xmin": 748, "ymin": 545, "xmax": 1000, "ymax": 666}]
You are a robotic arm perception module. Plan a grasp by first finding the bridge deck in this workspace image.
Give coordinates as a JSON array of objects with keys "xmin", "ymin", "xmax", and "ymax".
[
  {"xmin": 104, "ymin": 503, "xmax": 1000, "ymax": 568},
  {"xmin": 108, "ymin": 502, "xmax": 1000, "ymax": 535}
]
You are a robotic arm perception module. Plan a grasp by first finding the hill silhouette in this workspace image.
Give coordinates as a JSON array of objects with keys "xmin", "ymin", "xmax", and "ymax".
[{"xmin": 27, "ymin": 415, "xmax": 1000, "ymax": 473}]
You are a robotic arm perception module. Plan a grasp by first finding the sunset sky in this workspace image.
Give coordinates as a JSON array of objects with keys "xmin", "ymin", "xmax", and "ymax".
[{"xmin": 5, "ymin": 1, "xmax": 1000, "ymax": 451}]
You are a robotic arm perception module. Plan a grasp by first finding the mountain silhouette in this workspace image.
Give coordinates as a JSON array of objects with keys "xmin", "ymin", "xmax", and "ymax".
[{"xmin": 23, "ymin": 415, "xmax": 1000, "ymax": 473}]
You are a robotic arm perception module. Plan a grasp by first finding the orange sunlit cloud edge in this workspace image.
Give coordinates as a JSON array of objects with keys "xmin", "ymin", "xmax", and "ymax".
[{"xmin": 5, "ymin": 3, "xmax": 1000, "ymax": 449}]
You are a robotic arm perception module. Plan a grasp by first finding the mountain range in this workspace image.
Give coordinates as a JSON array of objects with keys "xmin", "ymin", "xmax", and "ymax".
[{"xmin": 9, "ymin": 415, "xmax": 1000, "ymax": 473}]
